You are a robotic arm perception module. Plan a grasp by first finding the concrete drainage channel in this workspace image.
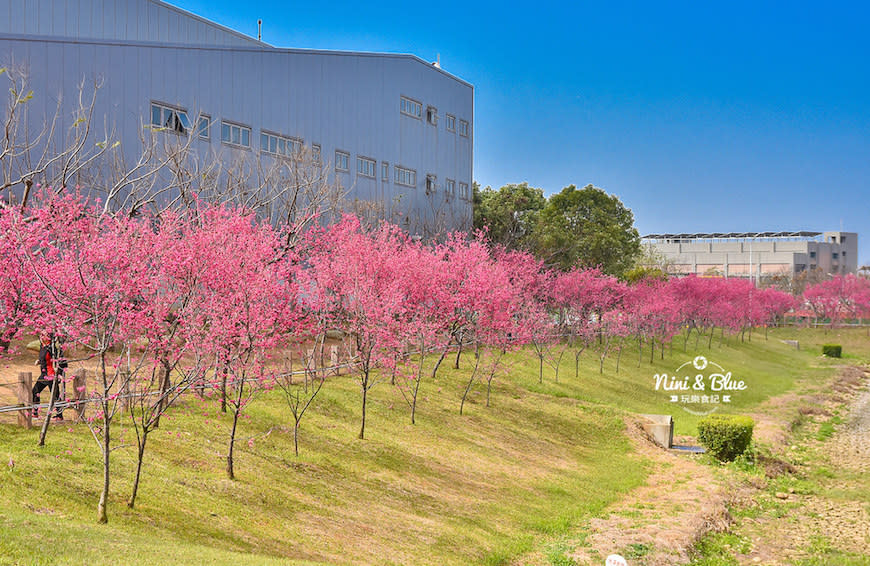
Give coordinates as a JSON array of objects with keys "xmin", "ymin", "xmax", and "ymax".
[
  {"xmin": 671, "ymin": 444, "xmax": 705, "ymax": 454},
  {"xmin": 639, "ymin": 413, "xmax": 706, "ymax": 454}
]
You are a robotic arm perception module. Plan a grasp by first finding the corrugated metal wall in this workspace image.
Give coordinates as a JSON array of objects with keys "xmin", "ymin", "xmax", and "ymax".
[
  {"xmin": 0, "ymin": 0, "xmax": 263, "ymax": 47},
  {"xmin": 0, "ymin": 0, "xmax": 473, "ymax": 232}
]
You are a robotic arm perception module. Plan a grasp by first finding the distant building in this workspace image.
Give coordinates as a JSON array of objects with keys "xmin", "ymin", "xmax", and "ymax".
[
  {"xmin": 643, "ymin": 231, "xmax": 858, "ymax": 279},
  {"xmin": 0, "ymin": 0, "xmax": 473, "ymax": 234}
]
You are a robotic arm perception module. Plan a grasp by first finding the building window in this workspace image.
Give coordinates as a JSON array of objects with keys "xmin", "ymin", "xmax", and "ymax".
[
  {"xmin": 261, "ymin": 131, "xmax": 302, "ymax": 158},
  {"xmin": 395, "ymin": 166, "xmax": 416, "ymax": 187},
  {"xmin": 312, "ymin": 144, "xmax": 321, "ymax": 163},
  {"xmin": 357, "ymin": 156, "xmax": 376, "ymax": 178},
  {"xmin": 425, "ymin": 174, "xmax": 436, "ymax": 194},
  {"xmin": 458, "ymin": 119, "xmax": 469, "ymax": 137},
  {"xmin": 381, "ymin": 162, "xmax": 389, "ymax": 182},
  {"xmin": 833, "ymin": 252, "xmax": 839, "ymax": 259},
  {"xmin": 400, "ymin": 96, "xmax": 422, "ymax": 119},
  {"xmin": 446, "ymin": 114, "xmax": 455, "ymax": 132},
  {"xmin": 426, "ymin": 106, "xmax": 438, "ymax": 126},
  {"xmin": 150, "ymin": 102, "xmax": 191, "ymax": 135},
  {"xmin": 220, "ymin": 121, "xmax": 251, "ymax": 147},
  {"xmin": 459, "ymin": 182, "xmax": 469, "ymax": 199},
  {"xmin": 335, "ymin": 151, "xmax": 350, "ymax": 172},
  {"xmin": 809, "ymin": 251, "xmax": 816, "ymax": 258},
  {"xmin": 445, "ymin": 178, "xmax": 455, "ymax": 197},
  {"xmin": 197, "ymin": 115, "xmax": 210, "ymax": 140}
]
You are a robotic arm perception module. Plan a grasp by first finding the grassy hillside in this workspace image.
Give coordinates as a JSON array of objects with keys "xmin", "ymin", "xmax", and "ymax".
[{"xmin": 0, "ymin": 327, "xmax": 865, "ymax": 565}]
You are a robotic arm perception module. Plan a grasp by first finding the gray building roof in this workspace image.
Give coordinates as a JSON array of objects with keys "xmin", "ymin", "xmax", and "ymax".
[{"xmin": 643, "ymin": 231, "xmax": 822, "ymax": 240}]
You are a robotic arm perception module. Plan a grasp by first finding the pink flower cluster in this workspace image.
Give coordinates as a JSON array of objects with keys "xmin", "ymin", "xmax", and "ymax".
[{"xmin": 0, "ymin": 193, "xmax": 812, "ymax": 372}]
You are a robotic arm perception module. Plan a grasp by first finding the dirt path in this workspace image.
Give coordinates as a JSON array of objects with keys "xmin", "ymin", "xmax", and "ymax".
[
  {"xmin": 567, "ymin": 422, "xmax": 731, "ymax": 566},
  {"xmin": 509, "ymin": 419, "xmax": 733, "ymax": 566}
]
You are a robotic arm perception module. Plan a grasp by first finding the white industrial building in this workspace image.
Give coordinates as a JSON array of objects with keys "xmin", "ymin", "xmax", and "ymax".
[
  {"xmin": 643, "ymin": 231, "xmax": 859, "ymax": 279},
  {"xmin": 0, "ymin": 0, "xmax": 473, "ymax": 234}
]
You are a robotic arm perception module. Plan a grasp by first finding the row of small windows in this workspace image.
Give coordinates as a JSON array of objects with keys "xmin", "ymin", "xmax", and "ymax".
[
  {"xmin": 152, "ymin": 102, "xmax": 320, "ymax": 161},
  {"xmin": 334, "ymin": 152, "xmax": 467, "ymax": 198},
  {"xmin": 221, "ymin": 122, "xmax": 250, "ymax": 148},
  {"xmin": 436, "ymin": 178, "xmax": 469, "ymax": 199},
  {"xmin": 151, "ymin": 103, "xmax": 192, "ymax": 134},
  {"xmin": 338, "ymin": 153, "xmax": 469, "ymax": 199},
  {"xmin": 400, "ymin": 96, "xmax": 469, "ymax": 137},
  {"xmin": 357, "ymin": 156, "xmax": 376, "ymax": 178},
  {"xmin": 395, "ymin": 166, "xmax": 416, "ymax": 187},
  {"xmin": 400, "ymin": 97, "xmax": 422, "ymax": 118},
  {"xmin": 335, "ymin": 151, "xmax": 349, "ymax": 171},
  {"xmin": 151, "ymin": 102, "xmax": 469, "ymax": 199},
  {"xmin": 261, "ymin": 131, "xmax": 302, "ymax": 157},
  {"xmin": 152, "ymin": 101, "xmax": 470, "ymax": 160}
]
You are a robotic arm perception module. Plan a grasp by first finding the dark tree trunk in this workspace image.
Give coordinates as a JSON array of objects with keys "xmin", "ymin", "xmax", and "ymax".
[
  {"xmin": 358, "ymin": 372, "xmax": 368, "ymax": 440},
  {"xmin": 97, "ymin": 351, "xmax": 110, "ymax": 524},
  {"xmin": 97, "ymin": 410, "xmax": 110, "ymax": 523},
  {"xmin": 431, "ymin": 346, "xmax": 449, "ymax": 381},
  {"xmin": 459, "ymin": 345, "xmax": 482, "ymax": 416},
  {"xmin": 220, "ymin": 365, "xmax": 228, "ymax": 414},
  {"xmin": 293, "ymin": 421, "xmax": 300, "ymax": 456},
  {"xmin": 226, "ymin": 380, "xmax": 245, "ymax": 480},
  {"xmin": 37, "ymin": 376, "xmax": 60, "ymax": 447},
  {"xmin": 453, "ymin": 332, "xmax": 464, "ymax": 369},
  {"xmin": 574, "ymin": 346, "xmax": 585, "ymax": 380},
  {"xmin": 128, "ymin": 432, "xmax": 148, "ymax": 508}
]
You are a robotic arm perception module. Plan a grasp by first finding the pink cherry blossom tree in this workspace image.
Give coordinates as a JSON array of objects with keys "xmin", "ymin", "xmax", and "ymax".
[
  {"xmin": 275, "ymin": 341, "xmax": 325, "ymax": 456},
  {"xmin": 456, "ymin": 247, "xmax": 530, "ymax": 414},
  {"xmin": 551, "ymin": 267, "xmax": 624, "ymax": 379},
  {"xmin": 0, "ymin": 204, "xmax": 40, "ymax": 356},
  {"xmin": 804, "ymin": 274, "xmax": 870, "ymax": 328},
  {"xmin": 389, "ymin": 237, "xmax": 451, "ymax": 424},
  {"xmin": 622, "ymin": 279, "xmax": 680, "ymax": 367},
  {"xmin": 21, "ymin": 192, "xmax": 159, "ymax": 523},
  {"xmin": 182, "ymin": 205, "xmax": 299, "ymax": 478},
  {"xmin": 304, "ymin": 215, "xmax": 410, "ymax": 439}
]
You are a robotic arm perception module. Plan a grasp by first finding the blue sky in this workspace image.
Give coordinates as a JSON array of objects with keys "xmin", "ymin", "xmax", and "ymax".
[{"xmin": 172, "ymin": 0, "xmax": 870, "ymax": 264}]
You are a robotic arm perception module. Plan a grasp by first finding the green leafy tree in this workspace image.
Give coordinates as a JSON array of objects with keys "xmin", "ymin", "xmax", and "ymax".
[
  {"xmin": 533, "ymin": 184, "xmax": 640, "ymax": 275},
  {"xmin": 473, "ymin": 182, "xmax": 546, "ymax": 250},
  {"xmin": 624, "ymin": 245, "xmax": 673, "ymax": 282},
  {"xmin": 623, "ymin": 266, "xmax": 668, "ymax": 283}
]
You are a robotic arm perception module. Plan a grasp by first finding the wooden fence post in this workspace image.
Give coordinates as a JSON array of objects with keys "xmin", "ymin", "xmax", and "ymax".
[
  {"xmin": 330, "ymin": 345, "xmax": 339, "ymax": 373},
  {"xmin": 70, "ymin": 368, "xmax": 87, "ymax": 421},
  {"xmin": 119, "ymin": 371, "xmax": 131, "ymax": 411},
  {"xmin": 16, "ymin": 372, "xmax": 32, "ymax": 429},
  {"xmin": 306, "ymin": 349, "xmax": 316, "ymax": 372}
]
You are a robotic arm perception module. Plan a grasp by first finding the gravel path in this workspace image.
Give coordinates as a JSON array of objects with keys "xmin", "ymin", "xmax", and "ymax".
[
  {"xmin": 827, "ymin": 381, "xmax": 870, "ymax": 472},
  {"xmin": 735, "ymin": 367, "xmax": 870, "ymax": 565}
]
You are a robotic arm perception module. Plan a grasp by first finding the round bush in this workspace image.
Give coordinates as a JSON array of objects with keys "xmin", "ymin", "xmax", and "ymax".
[
  {"xmin": 822, "ymin": 344, "xmax": 842, "ymax": 358},
  {"xmin": 697, "ymin": 414, "xmax": 754, "ymax": 462}
]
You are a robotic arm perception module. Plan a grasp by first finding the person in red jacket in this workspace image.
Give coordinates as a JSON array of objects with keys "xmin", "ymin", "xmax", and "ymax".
[{"xmin": 32, "ymin": 334, "xmax": 63, "ymax": 420}]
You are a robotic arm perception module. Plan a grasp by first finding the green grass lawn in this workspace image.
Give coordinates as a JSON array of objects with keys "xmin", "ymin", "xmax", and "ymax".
[
  {"xmin": 520, "ymin": 326, "xmax": 866, "ymax": 435},
  {"xmin": 0, "ymin": 327, "xmax": 864, "ymax": 565}
]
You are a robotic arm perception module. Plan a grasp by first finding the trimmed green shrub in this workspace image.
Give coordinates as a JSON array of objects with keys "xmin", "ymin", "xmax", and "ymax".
[
  {"xmin": 697, "ymin": 414, "xmax": 754, "ymax": 462},
  {"xmin": 822, "ymin": 344, "xmax": 842, "ymax": 358}
]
